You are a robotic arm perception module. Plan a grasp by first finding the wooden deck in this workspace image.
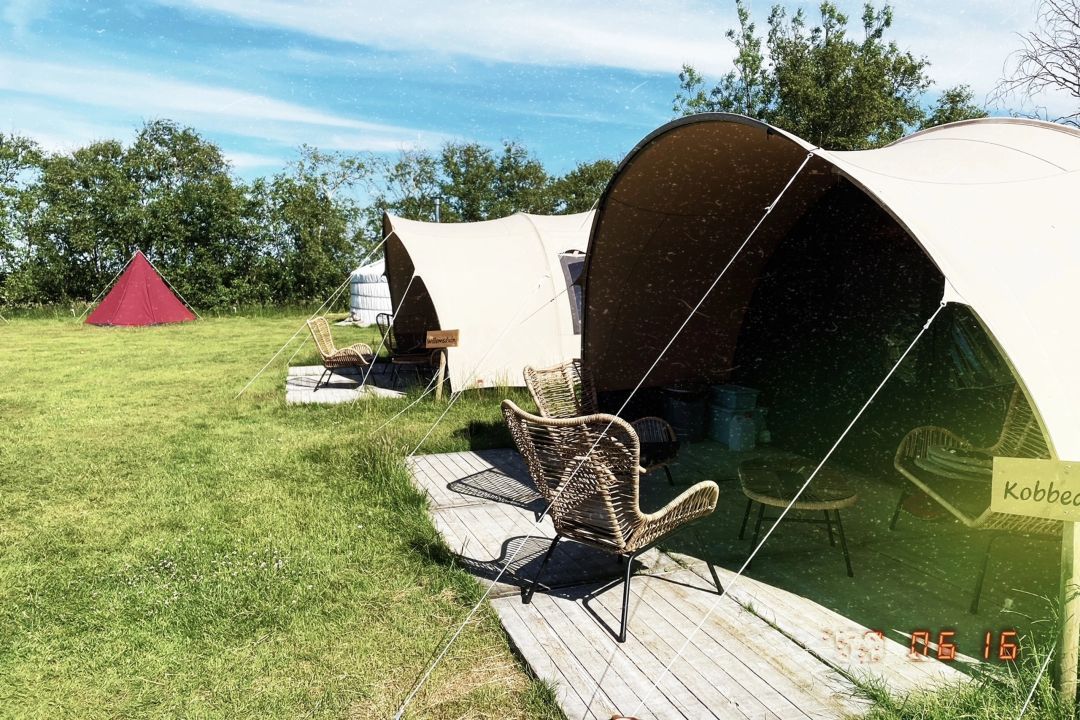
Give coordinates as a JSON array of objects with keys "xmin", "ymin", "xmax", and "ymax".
[
  {"xmin": 408, "ymin": 449, "xmax": 970, "ymax": 719},
  {"xmin": 285, "ymin": 364, "xmax": 404, "ymax": 405}
]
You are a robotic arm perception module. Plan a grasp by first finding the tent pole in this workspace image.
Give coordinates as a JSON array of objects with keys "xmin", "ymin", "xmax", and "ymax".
[
  {"xmin": 1057, "ymin": 521, "xmax": 1080, "ymax": 705},
  {"xmin": 434, "ymin": 349, "xmax": 446, "ymax": 401}
]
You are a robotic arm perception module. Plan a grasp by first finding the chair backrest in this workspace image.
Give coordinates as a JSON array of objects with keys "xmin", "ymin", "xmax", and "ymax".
[
  {"xmin": 306, "ymin": 317, "xmax": 336, "ymax": 360},
  {"xmin": 992, "ymin": 386, "xmax": 1050, "ymax": 458},
  {"xmin": 502, "ymin": 399, "xmax": 642, "ymax": 553},
  {"xmin": 523, "ymin": 359, "xmax": 600, "ymax": 419}
]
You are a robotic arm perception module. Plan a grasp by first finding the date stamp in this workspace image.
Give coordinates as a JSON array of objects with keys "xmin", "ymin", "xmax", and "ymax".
[
  {"xmin": 821, "ymin": 628, "xmax": 1020, "ymax": 663},
  {"xmin": 821, "ymin": 628, "xmax": 886, "ymax": 663}
]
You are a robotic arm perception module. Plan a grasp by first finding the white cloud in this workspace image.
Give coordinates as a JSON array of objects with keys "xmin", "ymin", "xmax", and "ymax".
[
  {"xmin": 158, "ymin": 0, "xmax": 1077, "ymax": 119},
  {"xmin": 223, "ymin": 150, "xmax": 285, "ymax": 170},
  {"xmin": 156, "ymin": 0, "xmax": 740, "ymax": 76},
  {"xmin": 0, "ymin": 54, "xmax": 444, "ymax": 152}
]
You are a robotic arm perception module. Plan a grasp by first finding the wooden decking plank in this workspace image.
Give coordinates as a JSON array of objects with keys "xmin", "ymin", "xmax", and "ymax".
[
  {"xmin": 699, "ymin": 559, "xmax": 960, "ymax": 692},
  {"xmin": 642, "ymin": 570, "xmax": 856, "ymax": 719},
  {"xmin": 665, "ymin": 567, "xmax": 863, "ymax": 710},
  {"xmin": 495, "ymin": 598, "xmax": 593, "ymax": 719},
  {"xmin": 581, "ymin": 574, "xmax": 772, "ymax": 720},
  {"xmin": 632, "ymin": 574, "xmax": 819, "ymax": 720},
  {"xmin": 572, "ymin": 580, "xmax": 732, "ymax": 719},
  {"xmin": 501, "ymin": 595, "xmax": 627, "ymax": 719},
  {"xmin": 527, "ymin": 586, "xmax": 690, "ymax": 720}
]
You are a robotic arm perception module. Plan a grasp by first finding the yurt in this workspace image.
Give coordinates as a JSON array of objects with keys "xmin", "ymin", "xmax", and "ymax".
[{"xmin": 348, "ymin": 258, "xmax": 391, "ymax": 326}]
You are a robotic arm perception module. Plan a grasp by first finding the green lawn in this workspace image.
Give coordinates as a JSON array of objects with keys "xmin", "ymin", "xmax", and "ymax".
[{"xmin": 0, "ymin": 316, "xmax": 559, "ymax": 719}]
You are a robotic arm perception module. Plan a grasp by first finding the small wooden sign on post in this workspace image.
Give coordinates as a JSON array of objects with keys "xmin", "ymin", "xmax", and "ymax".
[
  {"xmin": 425, "ymin": 330, "xmax": 458, "ymax": 400},
  {"xmin": 425, "ymin": 329, "xmax": 459, "ymax": 349},
  {"xmin": 992, "ymin": 457, "xmax": 1080, "ymax": 704}
]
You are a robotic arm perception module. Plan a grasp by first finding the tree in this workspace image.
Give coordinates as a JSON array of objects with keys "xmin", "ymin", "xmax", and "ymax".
[
  {"xmin": 255, "ymin": 145, "xmax": 370, "ymax": 303},
  {"xmin": 921, "ymin": 85, "xmax": 988, "ymax": 129},
  {"xmin": 26, "ymin": 139, "xmax": 140, "ymax": 302},
  {"xmin": 437, "ymin": 141, "xmax": 553, "ymax": 221},
  {"xmin": 368, "ymin": 140, "xmax": 559, "ymax": 227},
  {"xmin": 674, "ymin": 1, "xmax": 940, "ymax": 149},
  {"xmin": 124, "ymin": 120, "xmax": 253, "ymax": 306},
  {"xmin": 995, "ymin": 0, "xmax": 1080, "ymax": 126},
  {"xmin": 0, "ymin": 134, "xmax": 40, "ymax": 302},
  {"xmin": 550, "ymin": 159, "xmax": 617, "ymax": 213}
]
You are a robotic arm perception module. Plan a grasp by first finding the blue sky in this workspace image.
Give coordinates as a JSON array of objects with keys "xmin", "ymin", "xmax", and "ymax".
[{"xmin": 0, "ymin": 0, "xmax": 1065, "ymax": 179}]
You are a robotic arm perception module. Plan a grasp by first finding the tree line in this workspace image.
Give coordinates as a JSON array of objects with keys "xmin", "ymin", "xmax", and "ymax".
[
  {"xmin": 0, "ymin": 121, "xmax": 615, "ymax": 310},
  {"xmin": 6, "ymin": 0, "xmax": 1074, "ymax": 311}
]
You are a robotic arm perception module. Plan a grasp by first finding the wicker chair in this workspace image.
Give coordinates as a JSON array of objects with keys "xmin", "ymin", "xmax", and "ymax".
[
  {"xmin": 524, "ymin": 359, "xmax": 680, "ymax": 485},
  {"xmin": 502, "ymin": 399, "xmax": 719, "ymax": 641},
  {"xmin": 306, "ymin": 316, "xmax": 374, "ymax": 391},
  {"xmin": 375, "ymin": 312, "xmax": 433, "ymax": 387},
  {"xmin": 890, "ymin": 386, "xmax": 1058, "ymax": 613}
]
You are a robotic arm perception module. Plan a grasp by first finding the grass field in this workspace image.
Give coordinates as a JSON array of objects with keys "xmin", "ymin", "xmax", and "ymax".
[
  {"xmin": 1, "ymin": 314, "xmax": 1075, "ymax": 719},
  {"xmin": 0, "ymin": 316, "xmax": 559, "ymax": 719}
]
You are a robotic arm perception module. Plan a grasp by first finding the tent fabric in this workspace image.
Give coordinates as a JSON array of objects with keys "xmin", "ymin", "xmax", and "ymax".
[
  {"xmin": 384, "ymin": 211, "xmax": 594, "ymax": 391},
  {"xmin": 86, "ymin": 250, "xmax": 195, "ymax": 327},
  {"xmin": 349, "ymin": 258, "xmax": 391, "ymax": 326},
  {"xmin": 583, "ymin": 114, "xmax": 1080, "ymax": 460}
]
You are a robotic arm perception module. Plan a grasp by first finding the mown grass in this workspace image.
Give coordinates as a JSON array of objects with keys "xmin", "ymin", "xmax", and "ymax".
[
  {"xmin": 0, "ymin": 316, "xmax": 559, "ymax": 719},
  {"xmin": 856, "ymin": 637, "xmax": 1070, "ymax": 719}
]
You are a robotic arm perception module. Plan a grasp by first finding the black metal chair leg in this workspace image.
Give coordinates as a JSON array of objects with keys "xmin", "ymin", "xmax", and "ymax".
[
  {"xmin": 748, "ymin": 504, "xmax": 766, "ymax": 569},
  {"xmin": 889, "ymin": 489, "xmax": 909, "ymax": 530},
  {"xmin": 313, "ymin": 368, "xmax": 329, "ymax": 392},
  {"xmin": 970, "ymin": 535, "xmax": 997, "ymax": 614},
  {"xmin": 663, "ymin": 465, "xmax": 675, "ymax": 486},
  {"xmin": 834, "ymin": 510, "xmax": 854, "ymax": 578},
  {"xmin": 738, "ymin": 499, "xmax": 753, "ymax": 540},
  {"xmin": 824, "ymin": 510, "xmax": 836, "ymax": 547},
  {"xmin": 618, "ymin": 550, "xmax": 640, "ymax": 643},
  {"xmin": 522, "ymin": 535, "xmax": 561, "ymax": 605}
]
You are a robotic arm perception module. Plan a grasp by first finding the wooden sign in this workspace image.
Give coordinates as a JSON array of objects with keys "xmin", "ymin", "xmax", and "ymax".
[
  {"xmin": 425, "ymin": 329, "xmax": 459, "ymax": 349},
  {"xmin": 992, "ymin": 457, "xmax": 1080, "ymax": 522}
]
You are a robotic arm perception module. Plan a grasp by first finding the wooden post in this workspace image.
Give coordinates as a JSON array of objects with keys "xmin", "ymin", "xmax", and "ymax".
[
  {"xmin": 1059, "ymin": 521, "xmax": 1080, "ymax": 704},
  {"xmin": 435, "ymin": 349, "xmax": 446, "ymax": 402}
]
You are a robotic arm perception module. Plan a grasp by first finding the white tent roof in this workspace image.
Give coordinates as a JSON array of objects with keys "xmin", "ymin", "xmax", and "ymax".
[
  {"xmin": 384, "ymin": 211, "xmax": 594, "ymax": 391},
  {"xmin": 810, "ymin": 119, "xmax": 1080, "ymax": 461},
  {"xmin": 587, "ymin": 114, "xmax": 1080, "ymax": 461}
]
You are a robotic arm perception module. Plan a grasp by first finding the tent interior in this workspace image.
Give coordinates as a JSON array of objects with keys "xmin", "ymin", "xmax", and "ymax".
[{"xmin": 582, "ymin": 118, "xmax": 1059, "ymax": 658}]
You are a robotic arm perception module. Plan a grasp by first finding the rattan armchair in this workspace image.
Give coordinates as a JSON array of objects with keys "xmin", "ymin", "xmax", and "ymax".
[
  {"xmin": 376, "ymin": 312, "xmax": 434, "ymax": 387},
  {"xmin": 306, "ymin": 316, "xmax": 374, "ymax": 391},
  {"xmin": 502, "ymin": 399, "xmax": 719, "ymax": 642},
  {"xmin": 890, "ymin": 387, "xmax": 1058, "ymax": 613},
  {"xmin": 524, "ymin": 359, "xmax": 680, "ymax": 484}
]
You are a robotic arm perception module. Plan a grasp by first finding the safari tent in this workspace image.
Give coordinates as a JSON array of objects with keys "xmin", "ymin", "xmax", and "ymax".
[
  {"xmin": 384, "ymin": 211, "xmax": 593, "ymax": 392},
  {"xmin": 348, "ymin": 258, "xmax": 391, "ymax": 326},
  {"xmin": 581, "ymin": 114, "xmax": 1080, "ymax": 462}
]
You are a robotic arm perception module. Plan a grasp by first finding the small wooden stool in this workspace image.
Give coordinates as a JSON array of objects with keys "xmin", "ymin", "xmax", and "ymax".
[{"xmin": 738, "ymin": 456, "xmax": 858, "ymax": 576}]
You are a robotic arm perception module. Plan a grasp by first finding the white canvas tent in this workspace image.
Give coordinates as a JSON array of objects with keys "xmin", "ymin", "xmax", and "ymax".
[
  {"xmin": 582, "ymin": 114, "xmax": 1080, "ymax": 461},
  {"xmin": 348, "ymin": 258, "xmax": 391, "ymax": 326},
  {"xmin": 384, "ymin": 211, "xmax": 594, "ymax": 392}
]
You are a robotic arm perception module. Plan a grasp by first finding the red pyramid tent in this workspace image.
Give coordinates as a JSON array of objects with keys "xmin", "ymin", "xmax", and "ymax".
[{"xmin": 86, "ymin": 250, "xmax": 196, "ymax": 326}]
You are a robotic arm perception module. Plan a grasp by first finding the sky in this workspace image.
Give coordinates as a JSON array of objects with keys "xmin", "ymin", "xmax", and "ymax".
[{"xmin": 0, "ymin": 0, "xmax": 1067, "ymax": 179}]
